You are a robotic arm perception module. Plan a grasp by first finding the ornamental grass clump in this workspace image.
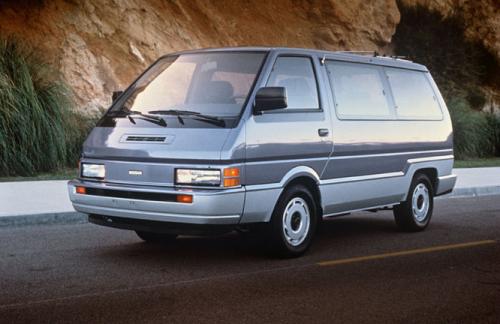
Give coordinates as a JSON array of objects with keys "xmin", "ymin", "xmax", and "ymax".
[{"xmin": 0, "ymin": 38, "xmax": 95, "ymax": 176}]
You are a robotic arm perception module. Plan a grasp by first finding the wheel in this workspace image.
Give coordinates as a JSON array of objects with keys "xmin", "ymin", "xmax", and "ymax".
[
  {"xmin": 394, "ymin": 173, "xmax": 434, "ymax": 231},
  {"xmin": 135, "ymin": 231, "xmax": 177, "ymax": 244},
  {"xmin": 267, "ymin": 184, "xmax": 318, "ymax": 258}
]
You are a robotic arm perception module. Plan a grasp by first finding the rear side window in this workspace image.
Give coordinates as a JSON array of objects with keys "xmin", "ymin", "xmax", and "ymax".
[
  {"xmin": 326, "ymin": 61, "xmax": 392, "ymax": 119},
  {"xmin": 266, "ymin": 56, "xmax": 319, "ymax": 110},
  {"xmin": 385, "ymin": 68, "xmax": 442, "ymax": 120}
]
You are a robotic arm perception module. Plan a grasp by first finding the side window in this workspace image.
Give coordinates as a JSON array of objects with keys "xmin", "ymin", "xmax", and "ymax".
[
  {"xmin": 266, "ymin": 56, "xmax": 319, "ymax": 110},
  {"xmin": 326, "ymin": 61, "xmax": 392, "ymax": 119},
  {"xmin": 385, "ymin": 68, "xmax": 443, "ymax": 119}
]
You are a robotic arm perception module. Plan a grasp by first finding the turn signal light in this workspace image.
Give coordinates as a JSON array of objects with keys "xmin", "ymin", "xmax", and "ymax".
[
  {"xmin": 75, "ymin": 186, "xmax": 86, "ymax": 194},
  {"xmin": 223, "ymin": 167, "xmax": 240, "ymax": 177},
  {"xmin": 223, "ymin": 178, "xmax": 240, "ymax": 187},
  {"xmin": 176, "ymin": 194, "xmax": 193, "ymax": 204},
  {"xmin": 223, "ymin": 167, "xmax": 241, "ymax": 187}
]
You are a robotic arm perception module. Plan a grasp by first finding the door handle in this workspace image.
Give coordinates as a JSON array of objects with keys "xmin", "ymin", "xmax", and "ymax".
[{"xmin": 318, "ymin": 128, "xmax": 329, "ymax": 137}]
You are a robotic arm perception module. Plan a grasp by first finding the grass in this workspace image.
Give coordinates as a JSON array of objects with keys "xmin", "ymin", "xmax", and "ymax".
[
  {"xmin": 454, "ymin": 158, "xmax": 500, "ymax": 168},
  {"xmin": 448, "ymin": 97, "xmax": 499, "ymax": 159},
  {"xmin": 0, "ymin": 168, "xmax": 77, "ymax": 182},
  {"xmin": 0, "ymin": 37, "xmax": 97, "ymax": 177}
]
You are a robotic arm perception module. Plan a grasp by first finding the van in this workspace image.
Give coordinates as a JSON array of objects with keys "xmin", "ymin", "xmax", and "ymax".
[{"xmin": 68, "ymin": 47, "xmax": 457, "ymax": 257}]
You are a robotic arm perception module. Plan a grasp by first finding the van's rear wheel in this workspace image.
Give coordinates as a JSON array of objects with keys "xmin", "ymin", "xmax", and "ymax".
[
  {"xmin": 394, "ymin": 173, "xmax": 434, "ymax": 231},
  {"xmin": 267, "ymin": 184, "xmax": 317, "ymax": 258},
  {"xmin": 135, "ymin": 231, "xmax": 177, "ymax": 243}
]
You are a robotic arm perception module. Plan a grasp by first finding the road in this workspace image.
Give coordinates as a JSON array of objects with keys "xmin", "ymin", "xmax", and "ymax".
[{"xmin": 0, "ymin": 196, "xmax": 499, "ymax": 323}]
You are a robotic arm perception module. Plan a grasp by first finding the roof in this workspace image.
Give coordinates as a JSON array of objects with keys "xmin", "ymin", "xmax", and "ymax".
[{"xmin": 166, "ymin": 46, "xmax": 428, "ymax": 72}]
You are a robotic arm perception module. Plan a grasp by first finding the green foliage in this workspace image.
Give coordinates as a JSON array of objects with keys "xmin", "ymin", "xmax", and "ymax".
[
  {"xmin": 393, "ymin": 3, "xmax": 500, "ymax": 159},
  {"xmin": 0, "ymin": 38, "xmax": 98, "ymax": 177},
  {"xmin": 454, "ymin": 158, "xmax": 500, "ymax": 168},
  {"xmin": 486, "ymin": 113, "xmax": 500, "ymax": 156},
  {"xmin": 392, "ymin": 3, "xmax": 497, "ymax": 107},
  {"xmin": 447, "ymin": 97, "xmax": 499, "ymax": 159}
]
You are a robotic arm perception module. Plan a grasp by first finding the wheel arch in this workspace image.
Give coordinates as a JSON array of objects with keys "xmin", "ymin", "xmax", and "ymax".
[
  {"xmin": 412, "ymin": 167, "xmax": 438, "ymax": 192},
  {"xmin": 279, "ymin": 166, "xmax": 323, "ymax": 218}
]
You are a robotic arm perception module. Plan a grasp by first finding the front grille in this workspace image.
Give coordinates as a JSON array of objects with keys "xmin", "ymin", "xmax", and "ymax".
[
  {"xmin": 125, "ymin": 136, "xmax": 166, "ymax": 143},
  {"xmin": 85, "ymin": 187, "xmax": 177, "ymax": 202}
]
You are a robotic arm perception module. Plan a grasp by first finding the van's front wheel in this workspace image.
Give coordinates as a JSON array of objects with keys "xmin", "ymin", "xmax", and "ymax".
[
  {"xmin": 394, "ymin": 174, "xmax": 434, "ymax": 231},
  {"xmin": 267, "ymin": 184, "xmax": 317, "ymax": 258},
  {"xmin": 135, "ymin": 231, "xmax": 177, "ymax": 244}
]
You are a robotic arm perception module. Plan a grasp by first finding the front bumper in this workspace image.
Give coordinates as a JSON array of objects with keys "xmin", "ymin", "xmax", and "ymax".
[{"xmin": 68, "ymin": 180, "xmax": 245, "ymax": 225}]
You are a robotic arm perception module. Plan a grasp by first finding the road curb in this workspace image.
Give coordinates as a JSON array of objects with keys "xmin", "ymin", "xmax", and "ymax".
[
  {"xmin": 0, "ymin": 212, "xmax": 87, "ymax": 228},
  {"xmin": 1, "ymin": 186, "xmax": 500, "ymax": 228},
  {"xmin": 441, "ymin": 186, "xmax": 500, "ymax": 199}
]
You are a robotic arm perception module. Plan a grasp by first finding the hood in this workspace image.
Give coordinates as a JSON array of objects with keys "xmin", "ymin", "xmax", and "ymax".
[{"xmin": 83, "ymin": 126, "xmax": 232, "ymax": 163}]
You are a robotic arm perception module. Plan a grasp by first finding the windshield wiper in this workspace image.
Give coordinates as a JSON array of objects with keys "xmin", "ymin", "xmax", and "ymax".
[
  {"xmin": 108, "ymin": 110, "xmax": 167, "ymax": 127},
  {"xmin": 148, "ymin": 109, "xmax": 225, "ymax": 127}
]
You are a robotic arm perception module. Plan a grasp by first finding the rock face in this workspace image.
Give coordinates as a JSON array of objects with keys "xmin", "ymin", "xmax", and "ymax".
[
  {"xmin": 0, "ymin": 0, "xmax": 498, "ymax": 112},
  {"xmin": 401, "ymin": 0, "xmax": 500, "ymax": 60}
]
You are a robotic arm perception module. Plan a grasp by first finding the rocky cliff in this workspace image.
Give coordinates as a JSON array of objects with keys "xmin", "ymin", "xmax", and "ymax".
[{"xmin": 0, "ymin": 0, "xmax": 498, "ymax": 112}]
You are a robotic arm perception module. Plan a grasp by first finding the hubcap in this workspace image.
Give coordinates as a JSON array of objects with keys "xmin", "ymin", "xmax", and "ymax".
[
  {"xmin": 412, "ymin": 183, "xmax": 430, "ymax": 222},
  {"xmin": 282, "ymin": 197, "xmax": 311, "ymax": 247}
]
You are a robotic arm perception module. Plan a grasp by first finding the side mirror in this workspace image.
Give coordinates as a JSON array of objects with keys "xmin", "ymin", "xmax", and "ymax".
[
  {"xmin": 253, "ymin": 87, "xmax": 287, "ymax": 115},
  {"xmin": 112, "ymin": 90, "xmax": 124, "ymax": 103}
]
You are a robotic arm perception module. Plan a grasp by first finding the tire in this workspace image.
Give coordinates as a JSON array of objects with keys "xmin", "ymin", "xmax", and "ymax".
[
  {"xmin": 394, "ymin": 173, "xmax": 434, "ymax": 232},
  {"xmin": 135, "ymin": 231, "xmax": 177, "ymax": 244},
  {"xmin": 266, "ymin": 184, "xmax": 318, "ymax": 258}
]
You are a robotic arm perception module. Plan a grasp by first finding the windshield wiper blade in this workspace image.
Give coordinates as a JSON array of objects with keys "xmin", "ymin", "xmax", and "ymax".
[
  {"xmin": 148, "ymin": 109, "xmax": 225, "ymax": 127},
  {"xmin": 148, "ymin": 109, "xmax": 199, "ymax": 116},
  {"xmin": 108, "ymin": 110, "xmax": 167, "ymax": 127},
  {"xmin": 128, "ymin": 115, "xmax": 167, "ymax": 127},
  {"xmin": 191, "ymin": 115, "xmax": 225, "ymax": 127},
  {"xmin": 147, "ymin": 109, "xmax": 189, "ymax": 125}
]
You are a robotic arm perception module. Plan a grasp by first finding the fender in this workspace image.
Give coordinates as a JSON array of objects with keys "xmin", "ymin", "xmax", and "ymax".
[
  {"xmin": 240, "ymin": 165, "xmax": 321, "ymax": 223},
  {"xmin": 280, "ymin": 166, "xmax": 321, "ymax": 187}
]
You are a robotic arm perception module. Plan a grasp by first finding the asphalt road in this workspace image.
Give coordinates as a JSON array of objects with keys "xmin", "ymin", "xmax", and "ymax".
[{"xmin": 1, "ymin": 196, "xmax": 499, "ymax": 323}]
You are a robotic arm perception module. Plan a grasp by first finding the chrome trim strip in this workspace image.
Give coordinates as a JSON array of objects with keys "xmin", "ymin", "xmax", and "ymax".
[
  {"xmin": 245, "ymin": 156, "xmax": 329, "ymax": 165},
  {"xmin": 329, "ymin": 149, "xmax": 453, "ymax": 160},
  {"xmin": 246, "ymin": 155, "xmax": 454, "ymax": 190},
  {"xmin": 323, "ymin": 203, "xmax": 398, "ymax": 218},
  {"xmin": 320, "ymin": 171, "xmax": 404, "ymax": 185},
  {"xmin": 244, "ymin": 183, "xmax": 282, "ymax": 192},
  {"xmin": 407, "ymin": 155, "xmax": 454, "ymax": 163},
  {"xmin": 246, "ymin": 171, "xmax": 404, "ymax": 190},
  {"xmin": 244, "ymin": 149, "xmax": 453, "ymax": 165},
  {"xmin": 69, "ymin": 179, "xmax": 245, "ymax": 195}
]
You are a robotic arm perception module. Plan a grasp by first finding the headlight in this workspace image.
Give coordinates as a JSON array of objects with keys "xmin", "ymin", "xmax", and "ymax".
[
  {"xmin": 175, "ymin": 169, "xmax": 221, "ymax": 186},
  {"xmin": 81, "ymin": 163, "xmax": 106, "ymax": 179}
]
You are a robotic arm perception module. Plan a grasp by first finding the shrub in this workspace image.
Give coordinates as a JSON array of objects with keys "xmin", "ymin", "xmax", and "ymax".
[
  {"xmin": 393, "ymin": 3, "xmax": 500, "ymax": 159},
  {"xmin": 447, "ymin": 97, "xmax": 496, "ymax": 159},
  {"xmin": 0, "ymin": 38, "xmax": 97, "ymax": 177},
  {"xmin": 486, "ymin": 113, "xmax": 500, "ymax": 156}
]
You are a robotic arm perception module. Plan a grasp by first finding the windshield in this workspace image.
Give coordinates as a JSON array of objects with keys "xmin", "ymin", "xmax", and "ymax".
[{"xmin": 110, "ymin": 52, "xmax": 266, "ymax": 118}]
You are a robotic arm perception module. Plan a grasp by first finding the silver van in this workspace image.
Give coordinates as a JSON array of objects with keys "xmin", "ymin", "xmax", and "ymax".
[{"xmin": 68, "ymin": 47, "xmax": 456, "ymax": 257}]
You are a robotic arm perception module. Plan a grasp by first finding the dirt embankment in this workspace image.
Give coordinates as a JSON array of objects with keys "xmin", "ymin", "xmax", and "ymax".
[{"xmin": 0, "ymin": 0, "xmax": 498, "ymax": 112}]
